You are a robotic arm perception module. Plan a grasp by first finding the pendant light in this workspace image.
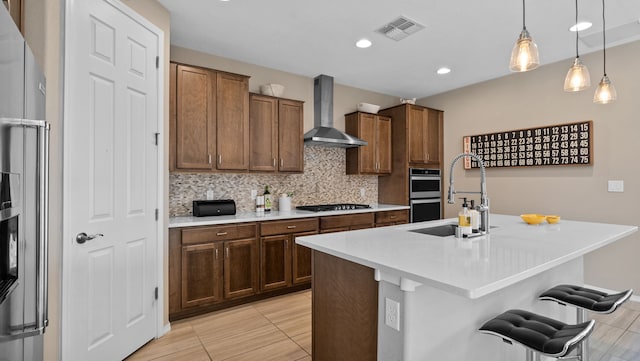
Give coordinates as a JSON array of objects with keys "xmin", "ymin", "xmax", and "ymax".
[
  {"xmin": 509, "ymin": 0, "xmax": 539, "ymax": 72},
  {"xmin": 593, "ymin": 0, "xmax": 617, "ymax": 104},
  {"xmin": 564, "ymin": 0, "xmax": 591, "ymax": 91}
]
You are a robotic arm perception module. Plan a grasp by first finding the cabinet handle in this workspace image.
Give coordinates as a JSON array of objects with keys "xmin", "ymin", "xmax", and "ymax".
[
  {"xmin": 215, "ymin": 248, "xmax": 219, "ymax": 259},
  {"xmin": 273, "ymin": 158, "xmax": 276, "ymax": 167},
  {"xmin": 208, "ymin": 154, "xmax": 212, "ymax": 164},
  {"xmin": 280, "ymin": 159, "xmax": 284, "ymax": 167},
  {"xmin": 287, "ymin": 225, "xmax": 297, "ymax": 229},
  {"xmin": 390, "ymin": 215, "xmax": 397, "ymax": 219},
  {"xmin": 216, "ymin": 232, "xmax": 228, "ymax": 236},
  {"xmin": 285, "ymin": 239, "xmax": 288, "ymax": 247},
  {"xmin": 225, "ymin": 247, "xmax": 229, "ymax": 258},
  {"xmin": 218, "ymin": 154, "xmax": 222, "ymax": 164}
]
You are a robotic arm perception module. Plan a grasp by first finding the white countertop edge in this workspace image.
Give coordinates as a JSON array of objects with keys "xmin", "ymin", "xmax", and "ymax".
[
  {"xmin": 169, "ymin": 204, "xmax": 410, "ymax": 228},
  {"xmin": 296, "ymin": 217, "xmax": 638, "ymax": 299}
]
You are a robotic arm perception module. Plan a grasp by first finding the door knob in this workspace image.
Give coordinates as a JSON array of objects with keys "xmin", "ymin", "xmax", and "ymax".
[{"xmin": 76, "ymin": 232, "xmax": 104, "ymax": 244}]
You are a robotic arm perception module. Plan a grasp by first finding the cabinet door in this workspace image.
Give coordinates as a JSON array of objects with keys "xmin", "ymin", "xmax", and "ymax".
[
  {"xmin": 292, "ymin": 231, "xmax": 317, "ymax": 285},
  {"xmin": 425, "ymin": 108, "xmax": 442, "ymax": 164},
  {"xmin": 249, "ymin": 94, "xmax": 278, "ymax": 171},
  {"xmin": 376, "ymin": 116, "xmax": 392, "ymax": 174},
  {"xmin": 408, "ymin": 105, "xmax": 428, "ymax": 165},
  {"xmin": 223, "ymin": 238, "xmax": 258, "ymax": 299},
  {"xmin": 260, "ymin": 235, "xmax": 292, "ymax": 291},
  {"xmin": 278, "ymin": 99, "xmax": 304, "ymax": 172},
  {"xmin": 181, "ymin": 243, "xmax": 222, "ymax": 308},
  {"xmin": 175, "ymin": 65, "xmax": 215, "ymax": 170},
  {"xmin": 216, "ymin": 72, "xmax": 249, "ymax": 170},
  {"xmin": 358, "ymin": 113, "xmax": 378, "ymax": 173}
]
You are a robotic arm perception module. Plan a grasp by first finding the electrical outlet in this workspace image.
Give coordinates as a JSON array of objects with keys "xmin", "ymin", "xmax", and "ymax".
[
  {"xmin": 385, "ymin": 298, "xmax": 400, "ymax": 331},
  {"xmin": 251, "ymin": 189, "xmax": 258, "ymax": 199},
  {"xmin": 608, "ymin": 180, "xmax": 624, "ymax": 193},
  {"xmin": 360, "ymin": 188, "xmax": 366, "ymax": 197}
]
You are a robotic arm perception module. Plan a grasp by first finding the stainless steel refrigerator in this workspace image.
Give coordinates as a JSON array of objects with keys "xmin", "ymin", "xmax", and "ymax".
[{"xmin": 0, "ymin": 4, "xmax": 50, "ymax": 361}]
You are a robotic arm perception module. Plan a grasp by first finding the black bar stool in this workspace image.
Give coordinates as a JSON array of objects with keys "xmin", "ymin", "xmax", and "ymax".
[
  {"xmin": 539, "ymin": 285, "xmax": 633, "ymax": 361},
  {"xmin": 479, "ymin": 309, "xmax": 595, "ymax": 361}
]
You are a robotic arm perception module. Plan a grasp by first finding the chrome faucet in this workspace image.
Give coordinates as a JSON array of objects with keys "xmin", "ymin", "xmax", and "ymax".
[{"xmin": 447, "ymin": 152, "xmax": 490, "ymax": 234}]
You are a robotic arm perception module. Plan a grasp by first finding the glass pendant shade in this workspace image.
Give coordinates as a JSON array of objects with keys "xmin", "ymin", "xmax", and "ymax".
[
  {"xmin": 564, "ymin": 57, "xmax": 591, "ymax": 92},
  {"xmin": 509, "ymin": 29, "xmax": 540, "ymax": 72},
  {"xmin": 593, "ymin": 75, "xmax": 617, "ymax": 104}
]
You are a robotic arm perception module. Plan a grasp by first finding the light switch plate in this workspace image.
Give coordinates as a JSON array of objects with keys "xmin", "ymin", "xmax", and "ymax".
[{"xmin": 608, "ymin": 180, "xmax": 624, "ymax": 193}]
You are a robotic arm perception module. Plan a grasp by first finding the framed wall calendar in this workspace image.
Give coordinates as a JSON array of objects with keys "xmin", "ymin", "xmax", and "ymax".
[{"xmin": 463, "ymin": 120, "xmax": 593, "ymax": 169}]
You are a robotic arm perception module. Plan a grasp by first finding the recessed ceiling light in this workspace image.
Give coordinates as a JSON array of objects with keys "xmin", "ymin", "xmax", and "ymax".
[
  {"xmin": 356, "ymin": 39, "xmax": 372, "ymax": 48},
  {"xmin": 569, "ymin": 22, "xmax": 592, "ymax": 32},
  {"xmin": 436, "ymin": 67, "xmax": 451, "ymax": 75}
]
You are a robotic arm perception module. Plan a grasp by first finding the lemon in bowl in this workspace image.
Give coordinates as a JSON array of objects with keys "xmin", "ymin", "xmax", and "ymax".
[
  {"xmin": 521, "ymin": 214, "xmax": 546, "ymax": 225},
  {"xmin": 546, "ymin": 215, "xmax": 561, "ymax": 224}
]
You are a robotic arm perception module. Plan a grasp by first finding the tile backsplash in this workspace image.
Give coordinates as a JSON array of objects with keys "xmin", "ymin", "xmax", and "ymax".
[{"xmin": 169, "ymin": 146, "xmax": 379, "ymax": 216}]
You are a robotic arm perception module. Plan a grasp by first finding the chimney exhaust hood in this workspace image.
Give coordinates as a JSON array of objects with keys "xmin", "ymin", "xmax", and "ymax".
[{"xmin": 303, "ymin": 75, "xmax": 367, "ymax": 148}]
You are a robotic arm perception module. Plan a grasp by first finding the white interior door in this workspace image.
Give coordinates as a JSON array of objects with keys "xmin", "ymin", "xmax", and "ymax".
[{"xmin": 62, "ymin": 0, "xmax": 162, "ymax": 360}]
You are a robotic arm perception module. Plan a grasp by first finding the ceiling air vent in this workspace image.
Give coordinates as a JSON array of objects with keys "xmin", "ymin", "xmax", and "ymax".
[{"xmin": 376, "ymin": 16, "xmax": 425, "ymax": 41}]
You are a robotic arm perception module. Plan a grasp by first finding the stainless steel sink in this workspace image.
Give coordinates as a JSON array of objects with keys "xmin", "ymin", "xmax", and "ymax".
[{"xmin": 409, "ymin": 224, "xmax": 458, "ymax": 237}]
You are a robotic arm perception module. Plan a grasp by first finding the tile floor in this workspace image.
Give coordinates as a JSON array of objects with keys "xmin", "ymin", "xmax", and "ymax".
[{"xmin": 126, "ymin": 291, "xmax": 640, "ymax": 361}]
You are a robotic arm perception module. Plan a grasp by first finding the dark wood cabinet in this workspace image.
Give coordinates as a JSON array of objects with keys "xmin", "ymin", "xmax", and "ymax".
[
  {"xmin": 378, "ymin": 104, "xmax": 444, "ymax": 206},
  {"xmin": 2, "ymin": 0, "xmax": 22, "ymax": 33},
  {"xmin": 174, "ymin": 64, "xmax": 215, "ymax": 170},
  {"xmin": 249, "ymin": 94, "xmax": 304, "ymax": 173},
  {"xmin": 408, "ymin": 106, "xmax": 442, "ymax": 165},
  {"xmin": 181, "ymin": 242, "xmax": 222, "ymax": 308},
  {"xmin": 259, "ymin": 218, "xmax": 319, "ymax": 291},
  {"xmin": 345, "ymin": 112, "xmax": 392, "ymax": 175},
  {"xmin": 223, "ymin": 238, "xmax": 258, "ymax": 299},
  {"xmin": 170, "ymin": 62, "xmax": 249, "ymax": 172},
  {"xmin": 375, "ymin": 209, "xmax": 409, "ymax": 227},
  {"xmin": 320, "ymin": 213, "xmax": 375, "ymax": 233},
  {"xmin": 216, "ymin": 72, "xmax": 250, "ymax": 170},
  {"xmin": 169, "ymin": 223, "xmax": 259, "ymax": 319}
]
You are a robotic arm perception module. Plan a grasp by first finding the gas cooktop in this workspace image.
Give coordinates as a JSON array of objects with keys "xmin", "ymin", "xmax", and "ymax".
[{"xmin": 296, "ymin": 203, "xmax": 371, "ymax": 212}]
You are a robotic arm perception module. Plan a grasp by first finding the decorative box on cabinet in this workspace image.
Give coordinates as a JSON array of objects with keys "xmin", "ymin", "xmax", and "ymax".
[
  {"xmin": 249, "ymin": 93, "xmax": 304, "ymax": 173},
  {"xmin": 345, "ymin": 112, "xmax": 391, "ymax": 175}
]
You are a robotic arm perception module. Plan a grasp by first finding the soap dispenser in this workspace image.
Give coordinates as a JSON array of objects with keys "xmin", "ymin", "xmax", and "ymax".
[
  {"xmin": 458, "ymin": 198, "xmax": 472, "ymax": 236},
  {"xmin": 469, "ymin": 199, "xmax": 480, "ymax": 233}
]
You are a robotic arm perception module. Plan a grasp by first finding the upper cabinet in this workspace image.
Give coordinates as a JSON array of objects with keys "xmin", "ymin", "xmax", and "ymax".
[
  {"xmin": 3, "ymin": 0, "xmax": 22, "ymax": 33},
  {"xmin": 345, "ymin": 112, "xmax": 392, "ymax": 175},
  {"xmin": 249, "ymin": 93, "xmax": 304, "ymax": 173},
  {"xmin": 407, "ymin": 106, "xmax": 442, "ymax": 166},
  {"xmin": 170, "ymin": 62, "xmax": 249, "ymax": 172}
]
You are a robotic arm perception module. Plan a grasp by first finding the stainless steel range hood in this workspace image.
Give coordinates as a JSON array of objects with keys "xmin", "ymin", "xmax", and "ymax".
[{"xmin": 303, "ymin": 75, "xmax": 367, "ymax": 148}]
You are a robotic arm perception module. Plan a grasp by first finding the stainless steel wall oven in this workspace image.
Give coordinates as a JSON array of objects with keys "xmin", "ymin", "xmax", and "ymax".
[{"xmin": 409, "ymin": 168, "xmax": 442, "ymax": 222}]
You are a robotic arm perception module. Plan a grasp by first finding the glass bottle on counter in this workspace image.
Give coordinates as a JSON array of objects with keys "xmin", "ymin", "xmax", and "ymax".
[
  {"xmin": 458, "ymin": 198, "xmax": 472, "ymax": 236},
  {"xmin": 264, "ymin": 185, "xmax": 272, "ymax": 212}
]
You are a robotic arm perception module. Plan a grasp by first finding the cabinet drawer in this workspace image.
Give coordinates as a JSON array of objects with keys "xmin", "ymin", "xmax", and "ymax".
[
  {"xmin": 375, "ymin": 210, "xmax": 409, "ymax": 224},
  {"xmin": 261, "ymin": 218, "xmax": 318, "ymax": 236},
  {"xmin": 182, "ymin": 223, "xmax": 257, "ymax": 245},
  {"xmin": 320, "ymin": 213, "xmax": 375, "ymax": 230}
]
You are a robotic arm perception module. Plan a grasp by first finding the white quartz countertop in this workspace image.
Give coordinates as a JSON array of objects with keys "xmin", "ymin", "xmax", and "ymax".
[
  {"xmin": 169, "ymin": 204, "xmax": 409, "ymax": 228},
  {"xmin": 296, "ymin": 214, "xmax": 638, "ymax": 299}
]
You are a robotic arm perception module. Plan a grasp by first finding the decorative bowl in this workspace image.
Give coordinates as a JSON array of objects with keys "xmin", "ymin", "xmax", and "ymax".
[
  {"xmin": 260, "ymin": 84, "xmax": 285, "ymax": 97},
  {"xmin": 520, "ymin": 214, "xmax": 546, "ymax": 225},
  {"xmin": 357, "ymin": 102, "xmax": 380, "ymax": 114},
  {"xmin": 546, "ymin": 215, "xmax": 561, "ymax": 224}
]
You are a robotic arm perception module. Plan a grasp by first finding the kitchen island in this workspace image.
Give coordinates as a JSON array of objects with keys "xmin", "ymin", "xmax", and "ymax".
[{"xmin": 296, "ymin": 214, "xmax": 637, "ymax": 361}]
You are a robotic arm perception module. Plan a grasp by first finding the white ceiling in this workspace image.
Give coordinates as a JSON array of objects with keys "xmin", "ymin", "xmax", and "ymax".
[{"xmin": 158, "ymin": 0, "xmax": 640, "ymax": 98}]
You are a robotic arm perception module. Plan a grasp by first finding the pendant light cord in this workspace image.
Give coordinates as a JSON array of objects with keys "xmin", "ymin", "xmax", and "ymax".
[
  {"xmin": 522, "ymin": 0, "xmax": 526, "ymax": 29},
  {"xmin": 602, "ymin": 0, "xmax": 607, "ymax": 76},
  {"xmin": 575, "ymin": 0, "xmax": 579, "ymax": 58}
]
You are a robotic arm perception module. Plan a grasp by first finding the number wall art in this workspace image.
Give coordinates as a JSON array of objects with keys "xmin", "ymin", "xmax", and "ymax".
[{"xmin": 462, "ymin": 121, "xmax": 593, "ymax": 169}]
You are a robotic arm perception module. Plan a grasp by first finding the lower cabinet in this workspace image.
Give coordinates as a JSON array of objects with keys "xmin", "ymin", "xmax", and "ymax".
[
  {"xmin": 260, "ymin": 218, "xmax": 319, "ymax": 292},
  {"xmin": 320, "ymin": 213, "xmax": 375, "ymax": 233},
  {"xmin": 224, "ymin": 238, "xmax": 259, "ymax": 299},
  {"xmin": 375, "ymin": 209, "xmax": 409, "ymax": 227},
  {"xmin": 181, "ymin": 242, "xmax": 222, "ymax": 308}
]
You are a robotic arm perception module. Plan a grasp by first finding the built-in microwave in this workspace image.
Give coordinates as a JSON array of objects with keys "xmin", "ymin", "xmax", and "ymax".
[{"xmin": 409, "ymin": 168, "xmax": 441, "ymax": 199}]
